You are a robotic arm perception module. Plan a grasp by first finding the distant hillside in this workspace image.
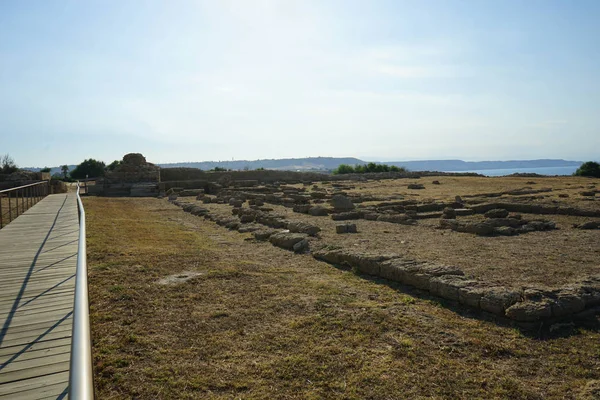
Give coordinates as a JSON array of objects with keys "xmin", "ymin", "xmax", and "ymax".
[
  {"xmin": 25, "ymin": 158, "xmax": 583, "ymax": 174},
  {"xmin": 158, "ymin": 157, "xmax": 364, "ymax": 171},
  {"xmin": 384, "ymin": 159, "xmax": 583, "ymax": 172},
  {"xmin": 159, "ymin": 157, "xmax": 582, "ymax": 172}
]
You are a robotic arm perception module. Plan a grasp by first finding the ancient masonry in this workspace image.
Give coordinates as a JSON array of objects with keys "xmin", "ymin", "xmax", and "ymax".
[{"xmin": 163, "ymin": 182, "xmax": 600, "ymax": 327}]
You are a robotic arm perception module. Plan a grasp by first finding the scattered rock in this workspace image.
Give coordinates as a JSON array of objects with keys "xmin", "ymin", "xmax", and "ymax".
[
  {"xmin": 432, "ymin": 180, "xmax": 440, "ymax": 185},
  {"xmin": 332, "ymin": 211, "xmax": 362, "ymax": 221},
  {"xmin": 336, "ymin": 223, "xmax": 357, "ymax": 234},
  {"xmin": 577, "ymin": 221, "xmax": 600, "ymax": 230},
  {"xmin": 484, "ymin": 208, "xmax": 509, "ymax": 219},
  {"xmin": 253, "ymin": 229, "xmax": 277, "ymax": 241},
  {"xmin": 377, "ymin": 214, "xmax": 416, "ymax": 225},
  {"xmin": 287, "ymin": 221, "xmax": 321, "ymax": 236},
  {"xmin": 269, "ymin": 232, "xmax": 309, "ymax": 252},
  {"xmin": 441, "ymin": 207, "xmax": 456, "ymax": 219},
  {"xmin": 408, "ymin": 183, "xmax": 425, "ymax": 190},
  {"xmin": 308, "ymin": 206, "xmax": 329, "ymax": 216},
  {"xmin": 330, "ymin": 194, "xmax": 355, "ymax": 211}
]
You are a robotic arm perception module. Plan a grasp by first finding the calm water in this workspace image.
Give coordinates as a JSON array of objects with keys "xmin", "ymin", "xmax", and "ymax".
[{"xmin": 451, "ymin": 166, "xmax": 579, "ymax": 176}]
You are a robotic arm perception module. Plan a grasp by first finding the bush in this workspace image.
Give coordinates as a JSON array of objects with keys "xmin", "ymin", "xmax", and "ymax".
[
  {"xmin": 332, "ymin": 163, "xmax": 407, "ymax": 175},
  {"xmin": 574, "ymin": 161, "xmax": 600, "ymax": 178},
  {"xmin": 71, "ymin": 159, "xmax": 106, "ymax": 179},
  {"xmin": 40, "ymin": 167, "xmax": 51, "ymax": 173}
]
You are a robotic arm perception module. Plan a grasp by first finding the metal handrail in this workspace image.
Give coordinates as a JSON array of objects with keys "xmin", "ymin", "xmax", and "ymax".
[
  {"xmin": 0, "ymin": 181, "xmax": 48, "ymax": 194},
  {"xmin": 69, "ymin": 184, "xmax": 95, "ymax": 399},
  {"xmin": 0, "ymin": 181, "xmax": 49, "ymax": 229}
]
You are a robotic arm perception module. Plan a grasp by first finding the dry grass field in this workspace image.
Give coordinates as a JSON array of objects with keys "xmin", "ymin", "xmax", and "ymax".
[{"xmin": 85, "ymin": 187, "xmax": 600, "ymax": 399}]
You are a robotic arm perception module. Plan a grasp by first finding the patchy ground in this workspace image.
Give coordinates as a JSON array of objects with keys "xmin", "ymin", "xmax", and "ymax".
[{"xmin": 86, "ymin": 197, "xmax": 600, "ymax": 399}]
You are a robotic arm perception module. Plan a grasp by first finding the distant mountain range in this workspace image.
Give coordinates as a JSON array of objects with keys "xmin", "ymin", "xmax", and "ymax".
[
  {"xmin": 158, "ymin": 157, "xmax": 583, "ymax": 172},
  {"xmin": 25, "ymin": 158, "xmax": 583, "ymax": 174}
]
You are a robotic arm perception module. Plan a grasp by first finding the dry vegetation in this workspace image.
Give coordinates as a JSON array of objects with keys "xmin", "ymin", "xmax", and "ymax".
[{"xmin": 86, "ymin": 195, "xmax": 600, "ymax": 399}]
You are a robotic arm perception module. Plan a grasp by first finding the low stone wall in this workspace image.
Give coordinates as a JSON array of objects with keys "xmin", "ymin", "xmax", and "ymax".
[
  {"xmin": 167, "ymin": 197, "xmax": 600, "ymax": 327},
  {"xmin": 469, "ymin": 202, "xmax": 600, "ymax": 217},
  {"xmin": 312, "ymin": 248, "xmax": 600, "ymax": 325}
]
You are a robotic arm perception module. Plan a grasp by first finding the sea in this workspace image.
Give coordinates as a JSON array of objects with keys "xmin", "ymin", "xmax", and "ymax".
[{"xmin": 450, "ymin": 166, "xmax": 579, "ymax": 177}]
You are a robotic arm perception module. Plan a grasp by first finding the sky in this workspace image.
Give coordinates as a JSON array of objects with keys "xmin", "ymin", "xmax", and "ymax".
[{"xmin": 1, "ymin": 0, "xmax": 599, "ymax": 167}]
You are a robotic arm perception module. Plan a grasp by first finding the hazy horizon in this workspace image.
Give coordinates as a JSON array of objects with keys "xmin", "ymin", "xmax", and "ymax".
[{"xmin": 2, "ymin": 1, "xmax": 599, "ymax": 166}]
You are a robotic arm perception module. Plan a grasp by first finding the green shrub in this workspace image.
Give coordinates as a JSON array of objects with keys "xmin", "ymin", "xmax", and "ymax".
[{"xmin": 574, "ymin": 161, "xmax": 600, "ymax": 178}]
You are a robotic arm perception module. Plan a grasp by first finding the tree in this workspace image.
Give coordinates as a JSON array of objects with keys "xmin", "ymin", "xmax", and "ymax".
[
  {"xmin": 106, "ymin": 160, "xmax": 122, "ymax": 171},
  {"xmin": 574, "ymin": 161, "xmax": 600, "ymax": 178},
  {"xmin": 70, "ymin": 159, "xmax": 106, "ymax": 179},
  {"xmin": 60, "ymin": 165, "xmax": 70, "ymax": 179},
  {"xmin": 1, "ymin": 154, "xmax": 18, "ymax": 174},
  {"xmin": 40, "ymin": 167, "xmax": 51, "ymax": 173}
]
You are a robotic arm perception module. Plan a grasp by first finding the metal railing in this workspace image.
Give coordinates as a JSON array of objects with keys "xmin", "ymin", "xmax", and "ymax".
[
  {"xmin": 0, "ymin": 181, "xmax": 49, "ymax": 229},
  {"xmin": 69, "ymin": 184, "xmax": 95, "ymax": 399}
]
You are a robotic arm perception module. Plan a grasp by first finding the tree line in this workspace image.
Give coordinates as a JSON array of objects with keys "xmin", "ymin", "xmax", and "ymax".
[{"xmin": 333, "ymin": 163, "xmax": 407, "ymax": 175}]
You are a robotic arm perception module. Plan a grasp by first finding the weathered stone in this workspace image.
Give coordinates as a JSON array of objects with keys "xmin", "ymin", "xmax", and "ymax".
[
  {"xmin": 551, "ymin": 290, "xmax": 586, "ymax": 317},
  {"xmin": 505, "ymin": 300, "xmax": 553, "ymax": 321},
  {"xmin": 269, "ymin": 232, "xmax": 308, "ymax": 251},
  {"xmin": 486, "ymin": 218, "xmax": 525, "ymax": 228},
  {"xmin": 578, "ymin": 221, "xmax": 600, "ymax": 230},
  {"xmin": 254, "ymin": 229, "xmax": 277, "ymax": 241},
  {"xmin": 377, "ymin": 214, "xmax": 415, "ymax": 225},
  {"xmin": 429, "ymin": 276, "xmax": 478, "ymax": 301},
  {"xmin": 330, "ymin": 194, "xmax": 355, "ymax": 211},
  {"xmin": 336, "ymin": 223, "xmax": 357, "ymax": 234},
  {"xmin": 458, "ymin": 286, "xmax": 488, "ymax": 308},
  {"xmin": 332, "ymin": 211, "xmax": 362, "ymax": 221},
  {"xmin": 485, "ymin": 208, "xmax": 509, "ymax": 219},
  {"xmin": 293, "ymin": 204, "xmax": 311, "ymax": 214},
  {"xmin": 519, "ymin": 220, "xmax": 556, "ymax": 232},
  {"xmin": 190, "ymin": 206, "xmax": 209, "ymax": 216},
  {"xmin": 494, "ymin": 226, "xmax": 517, "ymax": 236},
  {"xmin": 441, "ymin": 207, "xmax": 456, "ymax": 219},
  {"xmin": 407, "ymin": 183, "xmax": 425, "ymax": 190},
  {"xmin": 292, "ymin": 239, "xmax": 309, "ymax": 253},
  {"xmin": 336, "ymin": 224, "xmax": 348, "ymax": 234},
  {"xmin": 237, "ymin": 224, "xmax": 262, "ymax": 233},
  {"xmin": 479, "ymin": 287, "xmax": 521, "ymax": 315},
  {"xmin": 225, "ymin": 220, "xmax": 240, "ymax": 230},
  {"xmin": 240, "ymin": 214, "xmax": 255, "ymax": 223},
  {"xmin": 287, "ymin": 221, "xmax": 321, "ymax": 236},
  {"xmin": 432, "ymin": 180, "xmax": 440, "ymax": 185},
  {"xmin": 364, "ymin": 213, "xmax": 379, "ymax": 221},
  {"xmin": 308, "ymin": 206, "xmax": 329, "ymax": 216}
]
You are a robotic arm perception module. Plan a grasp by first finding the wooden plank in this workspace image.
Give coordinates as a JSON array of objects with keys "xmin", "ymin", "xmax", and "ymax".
[
  {"xmin": 0, "ymin": 337, "xmax": 71, "ymax": 358},
  {"xmin": 0, "ymin": 371, "xmax": 69, "ymax": 397},
  {"xmin": 0, "ymin": 344, "xmax": 70, "ymax": 365},
  {"xmin": 0, "ymin": 194, "xmax": 79, "ymax": 395},
  {"xmin": 0, "ymin": 381, "xmax": 69, "ymax": 400}
]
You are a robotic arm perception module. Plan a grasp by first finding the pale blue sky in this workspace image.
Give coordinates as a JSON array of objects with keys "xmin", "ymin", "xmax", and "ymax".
[{"xmin": 1, "ymin": 0, "xmax": 598, "ymax": 166}]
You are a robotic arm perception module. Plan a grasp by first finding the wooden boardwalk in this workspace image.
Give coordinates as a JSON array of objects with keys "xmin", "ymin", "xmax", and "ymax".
[{"xmin": 0, "ymin": 194, "xmax": 79, "ymax": 399}]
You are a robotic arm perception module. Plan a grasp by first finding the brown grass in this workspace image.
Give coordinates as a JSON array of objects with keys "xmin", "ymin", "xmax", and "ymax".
[{"xmin": 86, "ymin": 197, "xmax": 600, "ymax": 399}]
